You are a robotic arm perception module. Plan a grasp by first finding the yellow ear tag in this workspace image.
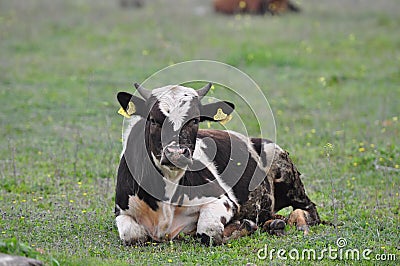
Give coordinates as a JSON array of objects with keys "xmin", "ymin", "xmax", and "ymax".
[
  {"xmin": 127, "ymin": 101, "xmax": 136, "ymax": 115},
  {"xmin": 118, "ymin": 107, "xmax": 131, "ymax": 118},
  {"xmin": 219, "ymin": 114, "xmax": 233, "ymax": 125},
  {"xmin": 213, "ymin": 108, "xmax": 228, "ymax": 121}
]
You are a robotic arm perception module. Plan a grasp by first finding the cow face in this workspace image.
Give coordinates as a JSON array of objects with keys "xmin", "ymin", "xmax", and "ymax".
[{"xmin": 117, "ymin": 83, "xmax": 234, "ymax": 171}]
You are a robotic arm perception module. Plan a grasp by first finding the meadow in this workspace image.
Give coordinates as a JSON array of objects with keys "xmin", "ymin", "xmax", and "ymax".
[{"xmin": 0, "ymin": 0, "xmax": 399, "ymax": 265}]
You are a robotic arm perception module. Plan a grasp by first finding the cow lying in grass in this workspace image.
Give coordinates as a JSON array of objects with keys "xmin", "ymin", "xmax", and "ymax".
[
  {"xmin": 115, "ymin": 83, "xmax": 320, "ymax": 245},
  {"xmin": 213, "ymin": 0, "xmax": 300, "ymax": 15}
]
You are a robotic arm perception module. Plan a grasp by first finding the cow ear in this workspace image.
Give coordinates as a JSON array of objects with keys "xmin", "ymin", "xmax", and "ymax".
[
  {"xmin": 200, "ymin": 101, "xmax": 235, "ymax": 124},
  {"xmin": 117, "ymin": 92, "xmax": 146, "ymax": 118}
]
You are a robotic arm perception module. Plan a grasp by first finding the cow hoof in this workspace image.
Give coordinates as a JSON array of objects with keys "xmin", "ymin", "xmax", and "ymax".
[
  {"xmin": 222, "ymin": 219, "xmax": 258, "ymax": 243},
  {"xmin": 297, "ymin": 224, "xmax": 310, "ymax": 235},
  {"xmin": 197, "ymin": 233, "xmax": 223, "ymax": 246},
  {"xmin": 121, "ymin": 235, "xmax": 149, "ymax": 246},
  {"xmin": 263, "ymin": 219, "xmax": 286, "ymax": 236},
  {"xmin": 242, "ymin": 219, "xmax": 258, "ymax": 233}
]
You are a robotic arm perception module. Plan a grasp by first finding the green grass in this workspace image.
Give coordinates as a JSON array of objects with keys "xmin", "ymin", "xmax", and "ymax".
[{"xmin": 0, "ymin": 0, "xmax": 399, "ymax": 265}]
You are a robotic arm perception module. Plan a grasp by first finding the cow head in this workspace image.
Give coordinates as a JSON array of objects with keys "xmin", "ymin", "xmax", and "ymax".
[{"xmin": 117, "ymin": 83, "xmax": 235, "ymax": 171}]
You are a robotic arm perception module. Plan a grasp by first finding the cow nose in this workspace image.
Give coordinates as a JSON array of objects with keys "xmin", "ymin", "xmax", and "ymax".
[
  {"xmin": 165, "ymin": 145, "xmax": 190, "ymax": 158},
  {"xmin": 161, "ymin": 145, "xmax": 192, "ymax": 166}
]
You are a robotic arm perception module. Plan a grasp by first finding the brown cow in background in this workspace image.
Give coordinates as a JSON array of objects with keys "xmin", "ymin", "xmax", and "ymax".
[
  {"xmin": 119, "ymin": 0, "xmax": 143, "ymax": 8},
  {"xmin": 213, "ymin": 0, "xmax": 300, "ymax": 15}
]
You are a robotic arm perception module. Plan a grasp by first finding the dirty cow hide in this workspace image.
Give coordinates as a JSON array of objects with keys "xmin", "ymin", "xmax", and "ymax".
[
  {"xmin": 213, "ymin": 0, "xmax": 300, "ymax": 15},
  {"xmin": 114, "ymin": 83, "xmax": 320, "ymax": 245}
]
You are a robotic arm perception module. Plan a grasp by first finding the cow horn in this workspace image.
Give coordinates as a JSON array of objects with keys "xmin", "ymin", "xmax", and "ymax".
[
  {"xmin": 197, "ymin": 82, "xmax": 212, "ymax": 98},
  {"xmin": 134, "ymin": 83, "xmax": 152, "ymax": 100}
]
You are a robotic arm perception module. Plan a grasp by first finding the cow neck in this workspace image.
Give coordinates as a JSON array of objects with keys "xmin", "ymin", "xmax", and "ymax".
[{"xmin": 151, "ymin": 152, "xmax": 186, "ymax": 183}]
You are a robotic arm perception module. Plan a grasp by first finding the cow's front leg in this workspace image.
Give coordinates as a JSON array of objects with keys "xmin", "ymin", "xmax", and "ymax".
[
  {"xmin": 196, "ymin": 198, "xmax": 235, "ymax": 245},
  {"xmin": 116, "ymin": 214, "xmax": 148, "ymax": 245}
]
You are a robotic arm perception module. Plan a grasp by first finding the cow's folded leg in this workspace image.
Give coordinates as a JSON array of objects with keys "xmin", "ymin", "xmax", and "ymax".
[
  {"xmin": 288, "ymin": 209, "xmax": 311, "ymax": 235},
  {"xmin": 116, "ymin": 214, "xmax": 148, "ymax": 245},
  {"xmin": 262, "ymin": 219, "xmax": 286, "ymax": 236},
  {"xmin": 222, "ymin": 219, "xmax": 258, "ymax": 243},
  {"xmin": 196, "ymin": 199, "xmax": 235, "ymax": 246}
]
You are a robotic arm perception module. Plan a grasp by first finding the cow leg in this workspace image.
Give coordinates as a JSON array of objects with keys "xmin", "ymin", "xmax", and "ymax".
[
  {"xmin": 288, "ymin": 209, "xmax": 311, "ymax": 235},
  {"xmin": 222, "ymin": 219, "xmax": 258, "ymax": 243},
  {"xmin": 263, "ymin": 218, "xmax": 286, "ymax": 236},
  {"xmin": 115, "ymin": 214, "xmax": 148, "ymax": 245},
  {"xmin": 268, "ymin": 145, "xmax": 320, "ymax": 230},
  {"xmin": 196, "ymin": 198, "xmax": 235, "ymax": 245}
]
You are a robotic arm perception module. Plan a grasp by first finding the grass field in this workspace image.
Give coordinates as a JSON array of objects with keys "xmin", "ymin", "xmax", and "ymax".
[{"xmin": 0, "ymin": 0, "xmax": 399, "ymax": 265}]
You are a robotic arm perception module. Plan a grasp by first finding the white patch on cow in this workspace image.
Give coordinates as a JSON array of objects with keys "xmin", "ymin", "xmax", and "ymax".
[
  {"xmin": 196, "ymin": 196, "xmax": 234, "ymax": 242},
  {"xmin": 192, "ymin": 138, "xmax": 239, "ymax": 207},
  {"xmin": 263, "ymin": 142, "xmax": 284, "ymax": 156},
  {"xmin": 121, "ymin": 195, "xmax": 200, "ymax": 241},
  {"xmin": 121, "ymin": 115, "xmax": 142, "ymax": 158},
  {"xmin": 115, "ymin": 214, "xmax": 147, "ymax": 243},
  {"xmin": 152, "ymin": 85, "xmax": 198, "ymax": 131}
]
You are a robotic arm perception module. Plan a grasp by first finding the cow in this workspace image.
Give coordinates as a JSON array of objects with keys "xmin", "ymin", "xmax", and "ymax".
[
  {"xmin": 213, "ymin": 0, "xmax": 300, "ymax": 15},
  {"xmin": 119, "ymin": 0, "xmax": 143, "ymax": 8},
  {"xmin": 114, "ymin": 83, "xmax": 320, "ymax": 245}
]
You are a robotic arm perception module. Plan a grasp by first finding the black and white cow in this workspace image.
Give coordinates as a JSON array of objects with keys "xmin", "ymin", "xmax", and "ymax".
[{"xmin": 115, "ymin": 83, "xmax": 320, "ymax": 245}]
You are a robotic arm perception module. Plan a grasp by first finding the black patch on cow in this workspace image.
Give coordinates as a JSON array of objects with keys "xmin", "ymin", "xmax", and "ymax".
[
  {"xmin": 220, "ymin": 216, "xmax": 227, "ymax": 225},
  {"xmin": 250, "ymin": 138, "xmax": 263, "ymax": 155},
  {"xmin": 171, "ymin": 166, "xmax": 226, "ymax": 204},
  {"xmin": 233, "ymin": 179, "xmax": 273, "ymax": 224},
  {"xmin": 197, "ymin": 130, "xmax": 266, "ymax": 205},
  {"xmin": 115, "ymin": 155, "xmax": 135, "ymax": 215},
  {"xmin": 251, "ymin": 138, "xmax": 273, "ymax": 167},
  {"xmin": 223, "ymin": 201, "xmax": 231, "ymax": 212},
  {"xmin": 115, "ymin": 155, "xmax": 160, "ymax": 213},
  {"xmin": 116, "ymin": 119, "xmax": 167, "ymax": 214},
  {"xmin": 198, "ymin": 233, "xmax": 211, "ymax": 246}
]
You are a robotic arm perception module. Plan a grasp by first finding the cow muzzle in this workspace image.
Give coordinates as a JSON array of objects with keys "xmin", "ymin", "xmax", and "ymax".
[{"xmin": 161, "ymin": 144, "xmax": 192, "ymax": 168}]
